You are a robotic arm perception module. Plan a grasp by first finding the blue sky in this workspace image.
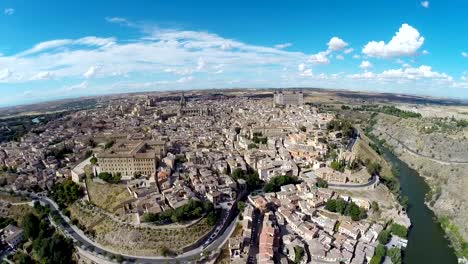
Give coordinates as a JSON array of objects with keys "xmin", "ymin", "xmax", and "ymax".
[{"xmin": 1, "ymin": 0, "xmax": 467, "ymax": 107}]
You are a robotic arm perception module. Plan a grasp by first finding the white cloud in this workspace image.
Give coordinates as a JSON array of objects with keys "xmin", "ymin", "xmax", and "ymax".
[
  {"xmin": 347, "ymin": 65, "xmax": 452, "ymax": 82},
  {"xmin": 18, "ymin": 37, "xmax": 115, "ymax": 57},
  {"xmin": 0, "ymin": 69, "xmax": 12, "ymax": 80},
  {"xmin": 421, "ymin": 1, "xmax": 430, "ymax": 8},
  {"xmin": 462, "ymin": 52, "xmax": 468, "ymax": 58},
  {"xmin": 4, "ymin": 8, "xmax": 14, "ymax": 15},
  {"xmin": 336, "ymin": 55, "xmax": 344, "ymax": 60},
  {"xmin": 309, "ymin": 51, "xmax": 330, "ymax": 64},
  {"xmin": 362, "ymin": 24, "xmax": 424, "ymax": 58},
  {"xmin": 65, "ymin": 81, "xmax": 89, "ymax": 91},
  {"xmin": 31, "ymin": 71, "xmax": 54, "ymax": 80},
  {"xmin": 327, "ymin": 37, "xmax": 348, "ymax": 51},
  {"xmin": 344, "ymin": 48, "xmax": 354, "ymax": 54},
  {"xmin": 19, "ymin": 39, "xmax": 73, "ymax": 56},
  {"xmin": 274, "ymin": 43, "xmax": 293, "ymax": 49},
  {"xmin": 298, "ymin": 63, "xmax": 313, "ymax": 76},
  {"xmin": 360, "ymin": 60, "xmax": 373, "ymax": 69},
  {"xmin": 353, "ymin": 54, "xmax": 361, "ymax": 59},
  {"xmin": 177, "ymin": 76, "xmax": 194, "ymax": 83},
  {"xmin": 75, "ymin": 37, "xmax": 116, "ymax": 47},
  {"xmin": 83, "ymin": 66, "xmax": 101, "ymax": 79},
  {"xmin": 105, "ymin": 17, "xmax": 133, "ymax": 27},
  {"xmin": 422, "ymin": 50, "xmax": 429, "ymax": 55},
  {"xmin": 196, "ymin": 58, "xmax": 206, "ymax": 71}
]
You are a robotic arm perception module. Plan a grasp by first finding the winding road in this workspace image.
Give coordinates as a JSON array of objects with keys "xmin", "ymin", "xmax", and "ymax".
[
  {"xmin": 2, "ymin": 188, "xmax": 237, "ymax": 264},
  {"xmin": 374, "ymin": 129, "xmax": 468, "ymax": 165}
]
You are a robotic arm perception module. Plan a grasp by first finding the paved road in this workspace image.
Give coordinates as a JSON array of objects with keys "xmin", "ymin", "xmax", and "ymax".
[
  {"xmin": 375, "ymin": 129, "xmax": 468, "ymax": 165},
  {"xmin": 2, "ymin": 189, "xmax": 238, "ymax": 264},
  {"xmin": 328, "ymin": 175, "xmax": 379, "ymax": 189}
]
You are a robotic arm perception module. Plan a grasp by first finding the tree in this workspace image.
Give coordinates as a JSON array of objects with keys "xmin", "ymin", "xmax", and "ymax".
[
  {"xmin": 23, "ymin": 213, "xmax": 41, "ymax": 240},
  {"xmin": 375, "ymin": 244, "xmax": 386, "ymax": 257},
  {"xmin": 248, "ymin": 143, "xmax": 258, "ymax": 149},
  {"xmin": 367, "ymin": 162, "xmax": 382, "ymax": 175},
  {"xmin": 231, "ymin": 168, "xmax": 244, "ymax": 180},
  {"xmin": 98, "ymin": 172, "xmax": 122, "ymax": 184},
  {"xmin": 263, "ymin": 175, "xmax": 299, "ymax": 193},
  {"xmin": 90, "ymin": 156, "xmax": 98, "ymax": 165},
  {"xmin": 390, "ymin": 223, "xmax": 408, "ymax": 238},
  {"xmin": 377, "ymin": 230, "xmax": 391, "ymax": 245},
  {"xmin": 51, "ymin": 179, "xmax": 82, "ymax": 208},
  {"xmin": 387, "ymin": 248, "xmax": 402, "ymax": 264},
  {"xmin": 33, "ymin": 234, "xmax": 74, "ymax": 264},
  {"xmin": 371, "ymin": 201, "xmax": 380, "ymax": 212},
  {"xmin": 316, "ymin": 178, "xmax": 328, "ymax": 188},
  {"xmin": 370, "ymin": 255, "xmax": 382, "ymax": 264},
  {"xmin": 104, "ymin": 140, "xmax": 115, "ymax": 149},
  {"xmin": 325, "ymin": 199, "xmax": 337, "ymax": 212},
  {"xmin": 294, "ymin": 246, "xmax": 304, "ymax": 264},
  {"xmin": 336, "ymin": 198, "xmax": 347, "ymax": 214},
  {"xmin": 237, "ymin": 201, "xmax": 246, "ymax": 212},
  {"xmin": 13, "ymin": 252, "xmax": 34, "ymax": 264}
]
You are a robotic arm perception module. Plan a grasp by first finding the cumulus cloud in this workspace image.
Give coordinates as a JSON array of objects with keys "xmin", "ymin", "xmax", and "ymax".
[
  {"xmin": 462, "ymin": 52, "xmax": 468, "ymax": 58},
  {"xmin": 353, "ymin": 54, "xmax": 361, "ymax": 59},
  {"xmin": 298, "ymin": 63, "xmax": 313, "ymax": 76},
  {"xmin": 422, "ymin": 50, "xmax": 429, "ymax": 55},
  {"xmin": 421, "ymin": 1, "xmax": 430, "ymax": 8},
  {"xmin": 348, "ymin": 65, "xmax": 452, "ymax": 82},
  {"xmin": 327, "ymin": 37, "xmax": 348, "ymax": 51},
  {"xmin": 360, "ymin": 60, "xmax": 373, "ymax": 69},
  {"xmin": 274, "ymin": 43, "xmax": 292, "ymax": 49},
  {"xmin": 4, "ymin": 8, "xmax": 14, "ymax": 15},
  {"xmin": 362, "ymin": 24, "xmax": 424, "ymax": 58},
  {"xmin": 309, "ymin": 51, "xmax": 330, "ymax": 64},
  {"xmin": 336, "ymin": 55, "xmax": 344, "ymax": 60},
  {"xmin": 83, "ymin": 66, "xmax": 101, "ymax": 79},
  {"xmin": 344, "ymin": 48, "xmax": 354, "ymax": 54}
]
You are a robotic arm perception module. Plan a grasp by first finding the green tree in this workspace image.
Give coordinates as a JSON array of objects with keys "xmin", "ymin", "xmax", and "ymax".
[
  {"xmin": 237, "ymin": 201, "xmax": 246, "ymax": 212},
  {"xmin": 387, "ymin": 248, "xmax": 402, "ymax": 264},
  {"xmin": 390, "ymin": 223, "xmax": 408, "ymax": 238},
  {"xmin": 23, "ymin": 213, "xmax": 41, "ymax": 240},
  {"xmin": 325, "ymin": 199, "xmax": 337, "ymax": 212},
  {"xmin": 316, "ymin": 178, "xmax": 328, "ymax": 188},
  {"xmin": 231, "ymin": 168, "xmax": 244, "ymax": 180},
  {"xmin": 33, "ymin": 234, "xmax": 74, "ymax": 264},
  {"xmin": 375, "ymin": 244, "xmax": 386, "ymax": 257},
  {"xmin": 51, "ymin": 179, "xmax": 82, "ymax": 208},
  {"xmin": 336, "ymin": 198, "xmax": 347, "ymax": 214},
  {"xmin": 90, "ymin": 156, "xmax": 98, "ymax": 165},
  {"xmin": 294, "ymin": 246, "xmax": 304, "ymax": 264},
  {"xmin": 370, "ymin": 255, "xmax": 382, "ymax": 264},
  {"xmin": 377, "ymin": 230, "xmax": 391, "ymax": 245},
  {"xmin": 263, "ymin": 175, "xmax": 299, "ymax": 193}
]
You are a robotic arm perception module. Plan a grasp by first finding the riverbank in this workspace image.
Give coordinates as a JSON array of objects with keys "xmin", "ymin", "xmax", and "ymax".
[{"xmin": 367, "ymin": 132, "xmax": 460, "ymax": 263}]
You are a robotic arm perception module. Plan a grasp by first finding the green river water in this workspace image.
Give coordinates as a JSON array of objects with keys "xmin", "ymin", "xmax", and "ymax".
[{"xmin": 381, "ymin": 146, "xmax": 458, "ymax": 264}]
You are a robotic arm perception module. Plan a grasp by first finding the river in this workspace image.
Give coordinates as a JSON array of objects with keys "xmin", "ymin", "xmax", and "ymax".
[{"xmin": 381, "ymin": 145, "xmax": 458, "ymax": 264}]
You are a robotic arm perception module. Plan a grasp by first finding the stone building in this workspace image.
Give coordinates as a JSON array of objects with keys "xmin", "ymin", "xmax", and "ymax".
[
  {"xmin": 97, "ymin": 140, "xmax": 166, "ymax": 177},
  {"xmin": 273, "ymin": 90, "xmax": 304, "ymax": 106}
]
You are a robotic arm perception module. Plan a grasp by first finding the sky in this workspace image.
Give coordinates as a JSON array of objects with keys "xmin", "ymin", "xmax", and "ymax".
[{"xmin": 0, "ymin": 0, "xmax": 467, "ymax": 107}]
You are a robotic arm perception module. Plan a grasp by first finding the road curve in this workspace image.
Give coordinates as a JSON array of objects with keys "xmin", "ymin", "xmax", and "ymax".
[
  {"xmin": 374, "ymin": 129, "xmax": 468, "ymax": 165},
  {"xmin": 2, "ymin": 188, "xmax": 237, "ymax": 264}
]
